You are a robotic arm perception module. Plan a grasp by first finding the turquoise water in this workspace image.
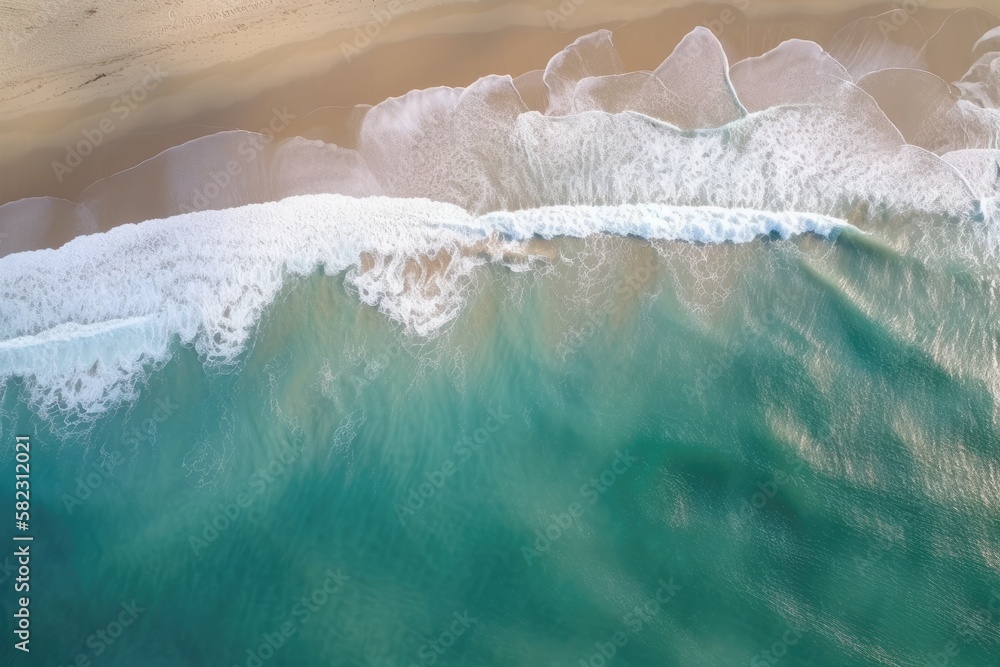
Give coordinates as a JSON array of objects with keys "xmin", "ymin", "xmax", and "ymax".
[{"xmin": 2, "ymin": 230, "xmax": 999, "ymax": 666}]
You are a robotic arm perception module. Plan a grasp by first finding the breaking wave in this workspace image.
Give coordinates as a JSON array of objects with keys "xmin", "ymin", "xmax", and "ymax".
[{"xmin": 3, "ymin": 18, "xmax": 1000, "ymax": 420}]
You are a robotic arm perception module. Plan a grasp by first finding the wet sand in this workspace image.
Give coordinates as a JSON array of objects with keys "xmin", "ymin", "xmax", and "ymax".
[{"xmin": 0, "ymin": 0, "xmax": 996, "ymax": 252}]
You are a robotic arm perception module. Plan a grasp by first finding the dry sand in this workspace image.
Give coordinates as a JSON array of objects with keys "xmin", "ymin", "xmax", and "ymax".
[{"xmin": 0, "ymin": 0, "xmax": 996, "ymax": 216}]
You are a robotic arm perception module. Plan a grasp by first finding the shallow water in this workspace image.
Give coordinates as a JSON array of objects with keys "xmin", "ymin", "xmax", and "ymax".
[
  {"xmin": 2, "ymin": 226, "xmax": 999, "ymax": 666},
  {"xmin": 3, "ymin": 13, "xmax": 1000, "ymax": 667}
]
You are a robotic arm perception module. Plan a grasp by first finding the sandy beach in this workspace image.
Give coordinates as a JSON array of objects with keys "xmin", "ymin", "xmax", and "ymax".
[
  {"xmin": 0, "ymin": 0, "xmax": 997, "ymax": 253},
  {"xmin": 4, "ymin": 4, "xmax": 1000, "ymax": 665}
]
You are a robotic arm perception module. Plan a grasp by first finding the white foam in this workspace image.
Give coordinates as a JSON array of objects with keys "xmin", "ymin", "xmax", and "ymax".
[
  {"xmin": 357, "ymin": 76, "xmax": 528, "ymax": 212},
  {"xmin": 0, "ymin": 194, "xmax": 850, "ymax": 420},
  {"xmin": 0, "ymin": 197, "xmax": 97, "ymax": 257},
  {"xmin": 0, "ymin": 317, "xmax": 168, "ymax": 418},
  {"xmin": 543, "ymin": 30, "xmax": 624, "ymax": 116},
  {"xmin": 572, "ymin": 28, "xmax": 745, "ymax": 130},
  {"xmin": 730, "ymin": 40, "xmax": 851, "ymax": 113},
  {"xmin": 828, "ymin": 10, "xmax": 928, "ymax": 80},
  {"xmin": 502, "ymin": 102, "xmax": 973, "ymax": 217},
  {"xmin": 943, "ymin": 149, "xmax": 1000, "ymax": 198},
  {"xmin": 3, "ymin": 28, "xmax": 991, "ymax": 245},
  {"xmin": 5, "ymin": 24, "xmax": 1000, "ymax": 423},
  {"xmin": 942, "ymin": 149, "xmax": 1000, "ymax": 218},
  {"xmin": 481, "ymin": 204, "xmax": 850, "ymax": 244},
  {"xmin": 859, "ymin": 68, "xmax": 1000, "ymax": 154},
  {"xmin": 920, "ymin": 9, "xmax": 1000, "ymax": 84},
  {"xmin": 957, "ymin": 51, "xmax": 1000, "ymax": 109},
  {"xmin": 972, "ymin": 26, "xmax": 1000, "ymax": 61},
  {"xmin": 648, "ymin": 27, "xmax": 745, "ymax": 125},
  {"xmin": 350, "ymin": 77, "xmax": 980, "ymax": 220}
]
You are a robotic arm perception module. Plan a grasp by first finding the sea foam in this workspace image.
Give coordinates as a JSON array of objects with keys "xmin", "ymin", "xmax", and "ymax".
[
  {"xmin": 0, "ymin": 195, "xmax": 850, "ymax": 420},
  {"xmin": 4, "ymin": 27, "xmax": 992, "ymax": 249},
  {"xmin": 4, "ymin": 23, "xmax": 1000, "ymax": 421}
]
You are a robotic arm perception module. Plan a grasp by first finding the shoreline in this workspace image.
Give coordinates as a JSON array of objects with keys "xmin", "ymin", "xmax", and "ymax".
[
  {"xmin": 1, "ymin": 2, "xmax": 989, "ymax": 206},
  {"xmin": 0, "ymin": 0, "xmax": 995, "ymax": 257}
]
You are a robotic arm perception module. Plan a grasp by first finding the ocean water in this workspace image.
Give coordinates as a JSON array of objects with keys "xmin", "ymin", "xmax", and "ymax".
[{"xmin": 3, "ymin": 23, "xmax": 1000, "ymax": 667}]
